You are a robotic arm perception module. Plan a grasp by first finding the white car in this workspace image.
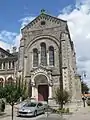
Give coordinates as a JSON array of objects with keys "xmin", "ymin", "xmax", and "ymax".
[{"xmin": 17, "ymin": 102, "xmax": 45, "ymax": 117}]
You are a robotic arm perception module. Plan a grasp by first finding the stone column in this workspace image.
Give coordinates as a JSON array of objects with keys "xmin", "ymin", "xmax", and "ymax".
[
  {"xmin": 48, "ymin": 85, "xmax": 52, "ymax": 98},
  {"xmin": 47, "ymin": 51, "xmax": 49, "ymax": 66},
  {"xmin": 31, "ymin": 81, "xmax": 35, "ymax": 100},
  {"xmin": 24, "ymin": 56, "xmax": 27, "ymax": 77},
  {"xmin": 31, "ymin": 52, "xmax": 33, "ymax": 68},
  {"xmin": 38, "ymin": 51, "xmax": 41, "ymax": 65},
  {"xmin": 11, "ymin": 62, "xmax": 12, "ymax": 69},
  {"xmin": 2, "ymin": 63, "xmax": 3, "ymax": 69},
  {"xmin": 31, "ymin": 86, "xmax": 35, "ymax": 98}
]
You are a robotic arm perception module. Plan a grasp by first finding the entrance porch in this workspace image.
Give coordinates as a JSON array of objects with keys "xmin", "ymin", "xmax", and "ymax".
[{"xmin": 30, "ymin": 74, "xmax": 53, "ymax": 102}]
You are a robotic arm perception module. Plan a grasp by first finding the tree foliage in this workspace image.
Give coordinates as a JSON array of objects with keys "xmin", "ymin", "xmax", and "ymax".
[
  {"xmin": 81, "ymin": 81, "xmax": 89, "ymax": 94},
  {"xmin": 3, "ymin": 84, "xmax": 23, "ymax": 105},
  {"xmin": 55, "ymin": 88, "xmax": 70, "ymax": 108},
  {"xmin": 0, "ymin": 79, "xmax": 26, "ymax": 120},
  {"xmin": 0, "ymin": 87, "xmax": 5, "ymax": 98}
]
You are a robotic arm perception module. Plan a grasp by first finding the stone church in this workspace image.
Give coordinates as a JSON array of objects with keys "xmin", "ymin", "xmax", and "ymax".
[{"xmin": 18, "ymin": 11, "xmax": 82, "ymax": 105}]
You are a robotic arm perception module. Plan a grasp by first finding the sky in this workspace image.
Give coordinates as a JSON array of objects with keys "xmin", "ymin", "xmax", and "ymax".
[{"xmin": 0, "ymin": 0, "xmax": 90, "ymax": 87}]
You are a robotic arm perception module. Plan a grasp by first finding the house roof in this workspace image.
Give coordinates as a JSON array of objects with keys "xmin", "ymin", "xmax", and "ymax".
[{"xmin": 0, "ymin": 47, "xmax": 14, "ymax": 57}]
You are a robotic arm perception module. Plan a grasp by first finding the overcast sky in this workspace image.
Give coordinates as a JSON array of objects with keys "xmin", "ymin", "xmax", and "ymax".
[{"xmin": 0, "ymin": 0, "xmax": 90, "ymax": 87}]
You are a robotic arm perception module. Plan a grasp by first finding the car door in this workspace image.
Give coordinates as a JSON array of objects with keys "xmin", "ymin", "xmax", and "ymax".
[{"xmin": 37, "ymin": 103, "xmax": 43, "ymax": 114}]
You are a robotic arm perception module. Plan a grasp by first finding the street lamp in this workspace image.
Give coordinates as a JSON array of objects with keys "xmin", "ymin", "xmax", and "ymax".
[{"xmin": 81, "ymin": 71, "xmax": 86, "ymax": 107}]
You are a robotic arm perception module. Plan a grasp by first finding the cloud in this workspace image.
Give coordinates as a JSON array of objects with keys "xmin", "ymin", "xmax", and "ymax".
[
  {"xmin": 19, "ymin": 16, "xmax": 35, "ymax": 29},
  {"xmin": 0, "ymin": 31, "xmax": 17, "ymax": 45},
  {"xmin": 58, "ymin": 0, "xmax": 90, "ymax": 87},
  {"xmin": 78, "ymin": 56, "xmax": 90, "ymax": 62},
  {"xmin": 0, "ymin": 30, "xmax": 21, "ymax": 52},
  {"xmin": 0, "ymin": 15, "xmax": 35, "ymax": 52},
  {"xmin": 60, "ymin": 5, "xmax": 74, "ymax": 14}
]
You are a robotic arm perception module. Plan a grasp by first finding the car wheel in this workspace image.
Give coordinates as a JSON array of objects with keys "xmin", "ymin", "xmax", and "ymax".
[{"xmin": 34, "ymin": 111, "xmax": 37, "ymax": 117}]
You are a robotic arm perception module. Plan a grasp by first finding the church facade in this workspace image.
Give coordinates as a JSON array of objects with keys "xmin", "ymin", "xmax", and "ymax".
[{"xmin": 19, "ymin": 12, "xmax": 81, "ymax": 104}]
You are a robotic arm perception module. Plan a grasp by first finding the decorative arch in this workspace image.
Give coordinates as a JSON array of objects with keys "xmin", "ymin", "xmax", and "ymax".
[
  {"xmin": 40, "ymin": 42, "xmax": 47, "ymax": 66},
  {"xmin": 34, "ymin": 74, "xmax": 48, "ymax": 85},
  {"xmin": 49, "ymin": 46, "xmax": 54, "ymax": 66},
  {"xmin": 6, "ymin": 75, "xmax": 14, "ymax": 80},
  {"xmin": 0, "ymin": 77, "xmax": 4, "ymax": 87},
  {"xmin": 27, "ymin": 35, "xmax": 60, "ymax": 51},
  {"xmin": 32, "ymin": 72, "xmax": 49, "ymax": 83},
  {"xmin": 33, "ymin": 48, "xmax": 38, "ymax": 67},
  {"xmin": 6, "ymin": 75, "xmax": 14, "ymax": 85}
]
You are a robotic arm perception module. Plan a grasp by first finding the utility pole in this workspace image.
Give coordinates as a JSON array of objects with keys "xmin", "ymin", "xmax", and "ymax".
[
  {"xmin": 81, "ymin": 71, "xmax": 86, "ymax": 107},
  {"xmin": 59, "ymin": 32, "xmax": 63, "ymax": 109}
]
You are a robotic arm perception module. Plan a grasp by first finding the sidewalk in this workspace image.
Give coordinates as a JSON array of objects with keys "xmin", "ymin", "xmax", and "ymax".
[
  {"xmin": 68, "ymin": 106, "xmax": 90, "ymax": 120},
  {"xmin": 0, "ymin": 105, "xmax": 16, "ymax": 119}
]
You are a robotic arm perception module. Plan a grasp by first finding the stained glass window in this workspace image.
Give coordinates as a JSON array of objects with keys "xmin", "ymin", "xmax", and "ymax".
[
  {"xmin": 49, "ymin": 46, "xmax": 54, "ymax": 66},
  {"xmin": 41, "ymin": 43, "xmax": 47, "ymax": 66},
  {"xmin": 33, "ymin": 48, "xmax": 38, "ymax": 67}
]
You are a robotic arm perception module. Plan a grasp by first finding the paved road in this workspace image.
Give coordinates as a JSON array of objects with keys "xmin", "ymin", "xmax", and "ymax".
[
  {"xmin": 68, "ymin": 106, "xmax": 90, "ymax": 120},
  {"xmin": 1, "ymin": 115, "xmax": 66, "ymax": 120},
  {"xmin": 1, "ymin": 105, "xmax": 90, "ymax": 120},
  {"xmin": 0, "ymin": 113, "xmax": 66, "ymax": 120}
]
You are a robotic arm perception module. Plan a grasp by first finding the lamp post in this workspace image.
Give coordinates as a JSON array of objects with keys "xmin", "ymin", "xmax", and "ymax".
[{"xmin": 81, "ymin": 71, "xmax": 86, "ymax": 107}]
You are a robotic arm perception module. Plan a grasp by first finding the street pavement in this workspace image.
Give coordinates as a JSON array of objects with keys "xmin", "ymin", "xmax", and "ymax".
[
  {"xmin": 68, "ymin": 106, "xmax": 90, "ymax": 120},
  {"xmin": 0, "ymin": 105, "xmax": 90, "ymax": 120},
  {"xmin": 0, "ymin": 114, "xmax": 66, "ymax": 120},
  {"xmin": 0, "ymin": 105, "xmax": 69, "ymax": 120}
]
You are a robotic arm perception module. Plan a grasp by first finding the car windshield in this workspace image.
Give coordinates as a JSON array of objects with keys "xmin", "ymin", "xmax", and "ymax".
[{"xmin": 23, "ymin": 102, "xmax": 37, "ymax": 107}]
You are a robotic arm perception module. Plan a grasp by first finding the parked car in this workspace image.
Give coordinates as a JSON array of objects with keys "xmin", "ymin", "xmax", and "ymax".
[
  {"xmin": 86, "ymin": 97, "xmax": 90, "ymax": 106},
  {"xmin": 17, "ymin": 101, "xmax": 45, "ymax": 117}
]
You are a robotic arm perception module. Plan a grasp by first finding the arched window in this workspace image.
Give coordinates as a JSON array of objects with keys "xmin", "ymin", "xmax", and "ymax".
[
  {"xmin": 0, "ymin": 78, "xmax": 4, "ymax": 87},
  {"xmin": 33, "ymin": 48, "xmax": 38, "ymax": 67},
  {"xmin": 6, "ymin": 77, "xmax": 14, "ymax": 85},
  {"xmin": 49, "ymin": 46, "xmax": 54, "ymax": 66},
  {"xmin": 41, "ymin": 43, "xmax": 47, "ymax": 66}
]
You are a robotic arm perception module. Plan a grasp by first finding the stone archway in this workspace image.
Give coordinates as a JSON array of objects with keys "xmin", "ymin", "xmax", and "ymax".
[{"xmin": 34, "ymin": 74, "xmax": 49, "ymax": 102}]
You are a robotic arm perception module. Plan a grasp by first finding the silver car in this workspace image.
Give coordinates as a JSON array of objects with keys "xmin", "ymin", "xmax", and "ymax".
[
  {"xmin": 86, "ymin": 97, "xmax": 90, "ymax": 106},
  {"xmin": 17, "ymin": 102, "xmax": 45, "ymax": 117}
]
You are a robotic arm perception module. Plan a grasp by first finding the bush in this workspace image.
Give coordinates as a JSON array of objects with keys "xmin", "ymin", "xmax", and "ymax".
[
  {"xmin": 66, "ymin": 108, "xmax": 69, "ymax": 113},
  {"xmin": 55, "ymin": 88, "xmax": 70, "ymax": 108},
  {"xmin": 52, "ymin": 108, "xmax": 70, "ymax": 114}
]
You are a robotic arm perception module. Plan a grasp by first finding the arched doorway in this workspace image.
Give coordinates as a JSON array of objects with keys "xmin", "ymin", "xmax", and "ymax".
[
  {"xmin": 38, "ymin": 84, "xmax": 48, "ymax": 101},
  {"xmin": 34, "ymin": 74, "xmax": 49, "ymax": 102}
]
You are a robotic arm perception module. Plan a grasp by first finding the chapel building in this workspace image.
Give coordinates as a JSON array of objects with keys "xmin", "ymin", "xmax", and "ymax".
[{"xmin": 18, "ymin": 11, "xmax": 81, "ymax": 104}]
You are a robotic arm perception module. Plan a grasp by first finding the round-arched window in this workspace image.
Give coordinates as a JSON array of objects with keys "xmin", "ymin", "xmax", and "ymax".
[
  {"xmin": 41, "ymin": 42, "xmax": 47, "ymax": 66},
  {"xmin": 49, "ymin": 46, "xmax": 54, "ymax": 66}
]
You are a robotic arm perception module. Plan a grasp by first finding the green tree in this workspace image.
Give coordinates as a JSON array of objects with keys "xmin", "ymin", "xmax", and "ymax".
[
  {"xmin": 0, "ymin": 87, "xmax": 6, "ymax": 112},
  {"xmin": 81, "ymin": 81, "xmax": 89, "ymax": 94},
  {"xmin": 3, "ymin": 84, "xmax": 25, "ymax": 120},
  {"xmin": 0, "ymin": 87, "xmax": 5, "ymax": 98},
  {"xmin": 55, "ymin": 88, "xmax": 70, "ymax": 109}
]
